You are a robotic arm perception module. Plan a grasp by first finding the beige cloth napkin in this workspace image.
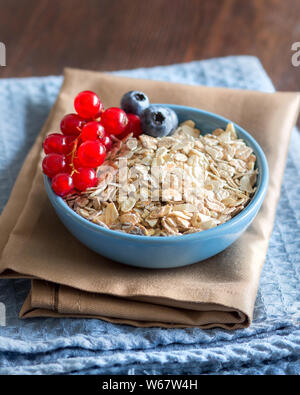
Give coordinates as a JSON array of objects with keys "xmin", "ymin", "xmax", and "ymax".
[{"xmin": 0, "ymin": 68, "xmax": 299, "ymax": 329}]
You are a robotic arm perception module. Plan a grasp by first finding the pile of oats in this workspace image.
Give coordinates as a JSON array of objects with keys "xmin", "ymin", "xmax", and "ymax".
[{"xmin": 65, "ymin": 120, "xmax": 258, "ymax": 236}]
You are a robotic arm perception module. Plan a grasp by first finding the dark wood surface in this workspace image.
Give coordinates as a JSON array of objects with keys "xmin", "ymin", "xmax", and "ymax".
[{"xmin": 0, "ymin": 0, "xmax": 299, "ymax": 94}]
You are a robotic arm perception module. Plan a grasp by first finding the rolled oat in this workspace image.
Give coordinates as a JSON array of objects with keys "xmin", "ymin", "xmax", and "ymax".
[{"xmin": 65, "ymin": 121, "xmax": 258, "ymax": 236}]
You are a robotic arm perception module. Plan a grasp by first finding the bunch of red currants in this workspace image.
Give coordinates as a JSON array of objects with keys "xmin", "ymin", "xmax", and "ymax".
[{"xmin": 42, "ymin": 90, "xmax": 143, "ymax": 196}]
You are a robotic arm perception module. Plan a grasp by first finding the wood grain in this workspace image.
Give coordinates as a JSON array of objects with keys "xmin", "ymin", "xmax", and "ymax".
[{"xmin": 0, "ymin": 0, "xmax": 299, "ymax": 94}]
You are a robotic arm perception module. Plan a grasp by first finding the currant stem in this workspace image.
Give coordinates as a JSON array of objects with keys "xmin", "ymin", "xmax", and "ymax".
[{"xmin": 69, "ymin": 137, "xmax": 80, "ymax": 176}]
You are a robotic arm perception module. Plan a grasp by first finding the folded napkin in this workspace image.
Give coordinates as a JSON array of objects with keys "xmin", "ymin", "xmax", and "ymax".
[{"xmin": 0, "ymin": 68, "xmax": 299, "ymax": 329}]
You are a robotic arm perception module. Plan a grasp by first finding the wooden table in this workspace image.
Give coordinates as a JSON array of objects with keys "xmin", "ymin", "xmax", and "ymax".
[{"xmin": 0, "ymin": 0, "xmax": 299, "ymax": 93}]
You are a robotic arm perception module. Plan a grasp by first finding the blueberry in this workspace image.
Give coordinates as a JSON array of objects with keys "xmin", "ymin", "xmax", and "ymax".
[
  {"xmin": 120, "ymin": 91, "xmax": 150, "ymax": 116},
  {"xmin": 140, "ymin": 105, "xmax": 178, "ymax": 138}
]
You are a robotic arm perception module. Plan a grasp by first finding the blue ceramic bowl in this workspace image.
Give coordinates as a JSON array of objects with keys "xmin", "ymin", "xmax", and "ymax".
[{"xmin": 44, "ymin": 105, "xmax": 269, "ymax": 269}]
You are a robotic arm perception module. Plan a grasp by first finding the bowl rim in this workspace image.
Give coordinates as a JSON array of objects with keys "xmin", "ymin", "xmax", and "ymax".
[{"xmin": 45, "ymin": 104, "xmax": 269, "ymax": 243}]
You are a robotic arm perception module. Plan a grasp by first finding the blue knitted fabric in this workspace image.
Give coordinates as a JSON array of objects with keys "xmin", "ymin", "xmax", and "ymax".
[{"xmin": 0, "ymin": 56, "xmax": 299, "ymax": 375}]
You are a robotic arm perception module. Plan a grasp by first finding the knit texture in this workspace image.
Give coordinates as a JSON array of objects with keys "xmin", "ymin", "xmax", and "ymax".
[{"xmin": 0, "ymin": 56, "xmax": 299, "ymax": 374}]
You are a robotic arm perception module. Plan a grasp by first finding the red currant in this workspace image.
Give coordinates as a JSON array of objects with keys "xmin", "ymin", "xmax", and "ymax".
[
  {"xmin": 100, "ymin": 107, "xmax": 128, "ymax": 135},
  {"xmin": 66, "ymin": 154, "xmax": 81, "ymax": 173},
  {"xmin": 100, "ymin": 135, "xmax": 113, "ymax": 151},
  {"xmin": 73, "ymin": 156, "xmax": 82, "ymax": 170},
  {"xmin": 81, "ymin": 121, "xmax": 105, "ymax": 142},
  {"xmin": 65, "ymin": 135, "xmax": 78, "ymax": 152},
  {"xmin": 126, "ymin": 113, "xmax": 142, "ymax": 137},
  {"xmin": 66, "ymin": 135, "xmax": 77, "ymax": 144},
  {"xmin": 51, "ymin": 173, "xmax": 74, "ymax": 196},
  {"xmin": 42, "ymin": 153, "xmax": 67, "ymax": 178},
  {"xmin": 72, "ymin": 168, "xmax": 98, "ymax": 191},
  {"xmin": 74, "ymin": 91, "xmax": 103, "ymax": 120},
  {"xmin": 118, "ymin": 113, "xmax": 142, "ymax": 139},
  {"xmin": 77, "ymin": 140, "xmax": 106, "ymax": 168},
  {"xmin": 60, "ymin": 113, "xmax": 86, "ymax": 136},
  {"xmin": 43, "ymin": 133, "xmax": 68, "ymax": 155}
]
